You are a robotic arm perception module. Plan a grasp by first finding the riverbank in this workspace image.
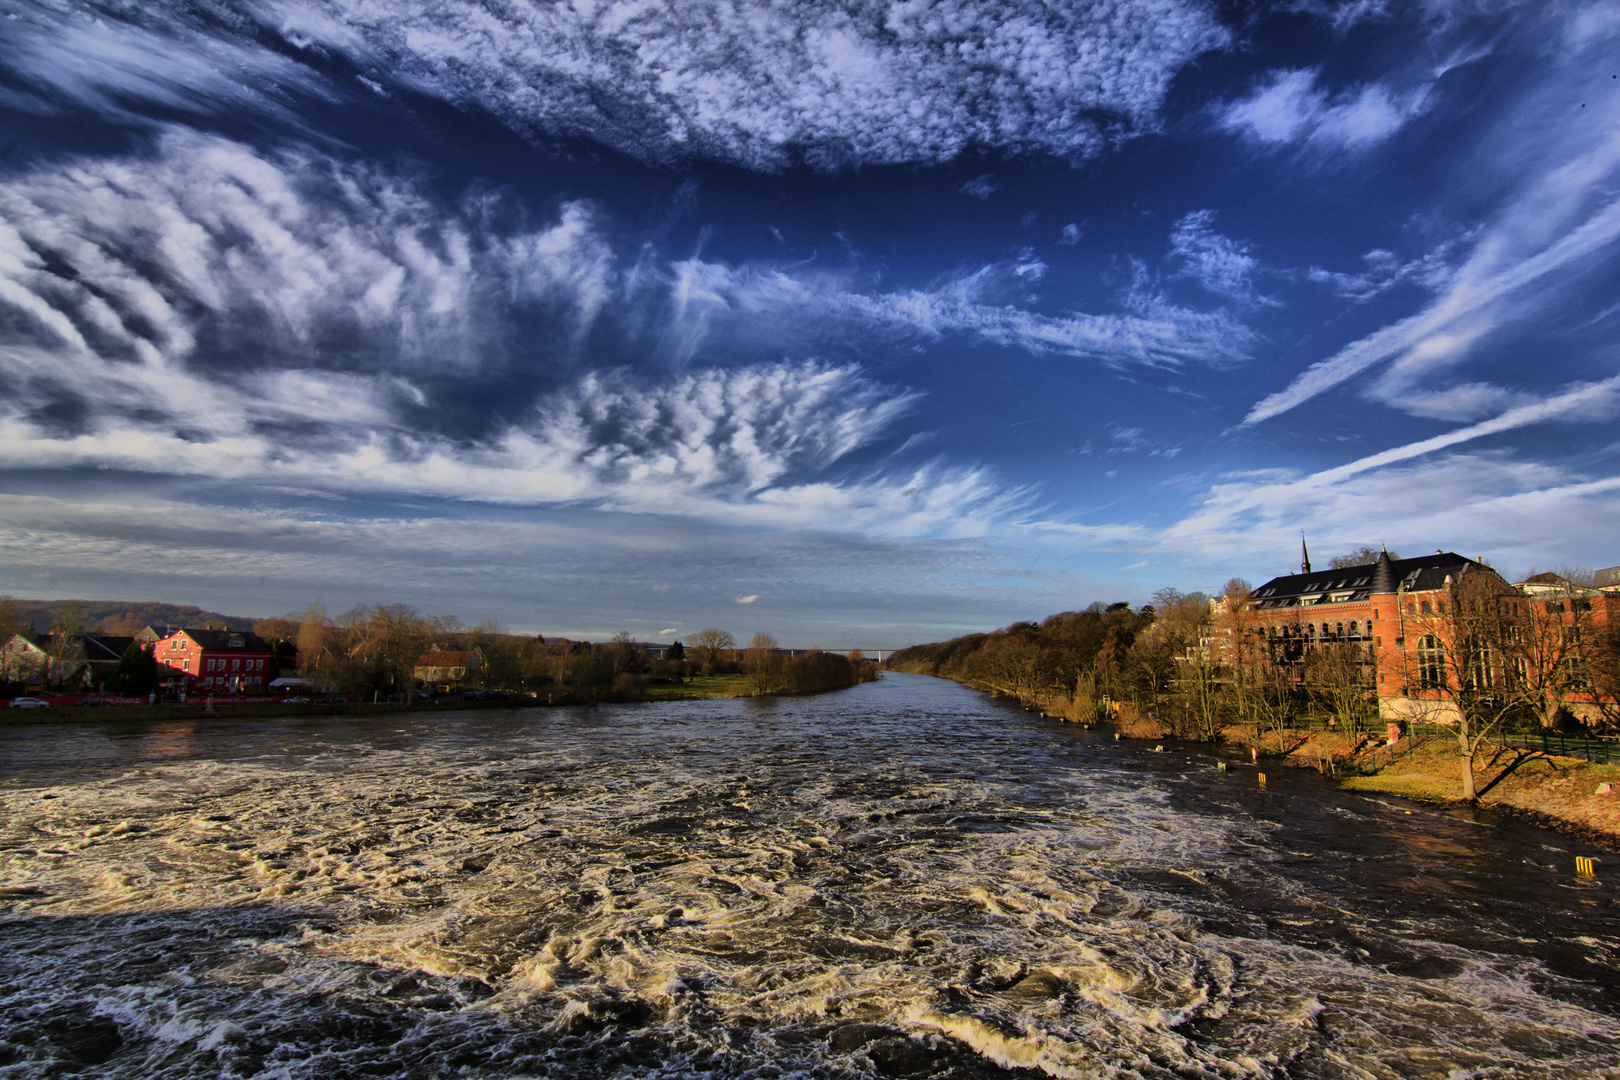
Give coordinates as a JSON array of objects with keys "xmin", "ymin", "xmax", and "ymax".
[
  {"xmin": 1210, "ymin": 725, "xmax": 1620, "ymax": 848},
  {"xmin": 2, "ymin": 671, "xmax": 878, "ymax": 725},
  {"xmin": 927, "ymin": 674, "xmax": 1620, "ymax": 849}
]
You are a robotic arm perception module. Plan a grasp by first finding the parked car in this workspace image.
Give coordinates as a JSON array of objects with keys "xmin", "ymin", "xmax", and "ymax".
[
  {"xmin": 282, "ymin": 696, "xmax": 310, "ymax": 704},
  {"xmin": 8, "ymin": 697, "xmax": 50, "ymax": 709}
]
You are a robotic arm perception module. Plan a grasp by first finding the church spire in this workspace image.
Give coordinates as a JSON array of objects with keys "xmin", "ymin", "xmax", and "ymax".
[{"xmin": 1301, "ymin": 531, "xmax": 1312, "ymax": 574}]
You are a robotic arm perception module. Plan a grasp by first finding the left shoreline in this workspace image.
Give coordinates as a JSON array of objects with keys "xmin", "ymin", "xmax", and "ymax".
[{"xmin": 0, "ymin": 674, "xmax": 879, "ymax": 726}]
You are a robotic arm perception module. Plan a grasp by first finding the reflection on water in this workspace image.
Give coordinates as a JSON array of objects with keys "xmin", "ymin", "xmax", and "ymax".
[
  {"xmin": 1, "ymin": 673, "xmax": 1617, "ymax": 1078},
  {"xmin": 134, "ymin": 720, "xmax": 198, "ymax": 761}
]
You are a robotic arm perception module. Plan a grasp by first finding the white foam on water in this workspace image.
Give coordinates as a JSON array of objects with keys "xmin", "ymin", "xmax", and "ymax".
[{"xmin": 2, "ymin": 683, "xmax": 1618, "ymax": 1078}]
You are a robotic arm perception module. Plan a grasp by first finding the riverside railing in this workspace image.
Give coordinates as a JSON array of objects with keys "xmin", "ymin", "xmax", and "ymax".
[{"xmin": 1273, "ymin": 716, "xmax": 1618, "ymax": 765}]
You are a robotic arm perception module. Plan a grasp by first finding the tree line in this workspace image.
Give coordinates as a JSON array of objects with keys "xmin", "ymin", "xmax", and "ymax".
[{"xmin": 887, "ymin": 562, "xmax": 1620, "ymax": 800}]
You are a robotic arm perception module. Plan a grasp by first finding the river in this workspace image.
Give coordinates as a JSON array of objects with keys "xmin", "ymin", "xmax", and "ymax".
[{"xmin": 1, "ymin": 672, "xmax": 1617, "ymax": 1078}]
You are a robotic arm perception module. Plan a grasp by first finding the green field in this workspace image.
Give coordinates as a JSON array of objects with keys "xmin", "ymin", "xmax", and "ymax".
[{"xmin": 641, "ymin": 674, "xmax": 753, "ymax": 700}]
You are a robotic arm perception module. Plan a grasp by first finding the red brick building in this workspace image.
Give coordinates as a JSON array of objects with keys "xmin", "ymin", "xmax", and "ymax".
[
  {"xmin": 1241, "ymin": 547, "xmax": 1618, "ymax": 725},
  {"xmin": 154, "ymin": 628, "xmax": 273, "ymax": 696}
]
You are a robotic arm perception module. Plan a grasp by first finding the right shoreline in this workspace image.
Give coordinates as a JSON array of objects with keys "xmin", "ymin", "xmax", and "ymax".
[{"xmin": 892, "ymin": 669, "xmax": 1620, "ymax": 852}]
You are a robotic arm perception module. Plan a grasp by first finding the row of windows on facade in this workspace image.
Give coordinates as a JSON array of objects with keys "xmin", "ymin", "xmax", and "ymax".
[
  {"xmin": 199, "ymin": 675, "xmax": 261, "ymax": 689},
  {"xmin": 1410, "ymin": 636, "xmax": 1588, "ymax": 692},
  {"xmin": 167, "ymin": 657, "xmax": 265, "ymax": 673},
  {"xmin": 1267, "ymin": 621, "xmax": 1370, "ymax": 640}
]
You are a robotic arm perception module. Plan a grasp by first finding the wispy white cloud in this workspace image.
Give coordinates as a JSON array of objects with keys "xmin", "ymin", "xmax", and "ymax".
[
  {"xmin": 960, "ymin": 174, "xmax": 1000, "ymax": 200},
  {"xmin": 1220, "ymin": 68, "xmax": 1430, "ymax": 152},
  {"xmin": 658, "ymin": 253, "xmax": 1258, "ymax": 371},
  {"xmin": 1059, "ymin": 223, "xmax": 1083, "ymax": 245},
  {"xmin": 0, "ymin": 128, "xmax": 617, "ymax": 389},
  {"xmin": 735, "ymin": 595, "xmax": 759, "ymax": 605},
  {"xmin": 1168, "ymin": 209, "xmax": 1270, "ymax": 305},
  {"xmin": 265, "ymin": 0, "xmax": 1230, "ymax": 169},
  {"xmin": 1306, "ymin": 243, "xmax": 1458, "ymax": 301},
  {"xmin": 0, "ymin": 0, "xmax": 336, "ymax": 127},
  {"xmin": 1247, "ymin": 178, "xmax": 1620, "ymax": 425},
  {"xmin": 1244, "ymin": 8, "xmax": 1620, "ymax": 427},
  {"xmin": 1157, "ymin": 452, "xmax": 1620, "ymax": 574},
  {"xmin": 0, "ymin": 0, "xmax": 1230, "ymax": 171},
  {"xmin": 1065, "ymin": 376, "xmax": 1620, "ymax": 575}
]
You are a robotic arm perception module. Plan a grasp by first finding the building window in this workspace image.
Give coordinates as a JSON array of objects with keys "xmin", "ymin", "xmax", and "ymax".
[
  {"xmin": 1335, "ymin": 622, "xmax": 1344, "ymax": 638},
  {"xmin": 232, "ymin": 659, "xmax": 240, "ymax": 672},
  {"xmin": 1418, "ymin": 635, "xmax": 1444, "ymax": 689},
  {"xmin": 1349, "ymin": 621, "xmax": 1358, "ymax": 637},
  {"xmin": 1420, "ymin": 601, "xmax": 1432, "ymax": 615},
  {"xmin": 182, "ymin": 659, "xmax": 190, "ymax": 671},
  {"xmin": 1466, "ymin": 644, "xmax": 1494, "ymax": 693}
]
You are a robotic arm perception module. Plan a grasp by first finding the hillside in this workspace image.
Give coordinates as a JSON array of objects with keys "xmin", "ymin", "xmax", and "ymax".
[{"xmin": 6, "ymin": 599, "xmax": 258, "ymax": 635}]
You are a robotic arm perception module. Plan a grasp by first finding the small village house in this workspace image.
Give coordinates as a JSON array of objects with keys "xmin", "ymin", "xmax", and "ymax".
[{"xmin": 153, "ymin": 628, "xmax": 274, "ymax": 696}]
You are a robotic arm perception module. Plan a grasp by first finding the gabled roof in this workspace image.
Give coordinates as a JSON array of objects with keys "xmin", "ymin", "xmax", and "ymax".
[
  {"xmin": 1251, "ymin": 551, "xmax": 1488, "ymax": 610},
  {"xmin": 173, "ymin": 628, "xmax": 271, "ymax": 652},
  {"xmin": 81, "ymin": 635, "xmax": 135, "ymax": 661}
]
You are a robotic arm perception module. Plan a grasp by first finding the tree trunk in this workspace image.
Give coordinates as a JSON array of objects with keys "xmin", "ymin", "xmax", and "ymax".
[{"xmin": 1459, "ymin": 733, "xmax": 1478, "ymax": 801}]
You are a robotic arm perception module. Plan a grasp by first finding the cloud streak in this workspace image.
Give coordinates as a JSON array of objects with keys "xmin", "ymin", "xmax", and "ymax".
[
  {"xmin": 1219, "ymin": 68, "xmax": 1429, "ymax": 153},
  {"xmin": 1246, "ymin": 190, "xmax": 1620, "ymax": 425},
  {"xmin": 1, "ymin": 0, "xmax": 1230, "ymax": 171}
]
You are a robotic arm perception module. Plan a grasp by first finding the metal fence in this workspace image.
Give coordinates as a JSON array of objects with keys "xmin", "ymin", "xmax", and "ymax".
[{"xmin": 1282, "ymin": 715, "xmax": 1619, "ymax": 765}]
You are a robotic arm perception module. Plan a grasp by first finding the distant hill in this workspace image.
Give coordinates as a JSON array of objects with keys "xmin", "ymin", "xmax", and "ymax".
[{"xmin": 9, "ymin": 599, "xmax": 259, "ymax": 635}]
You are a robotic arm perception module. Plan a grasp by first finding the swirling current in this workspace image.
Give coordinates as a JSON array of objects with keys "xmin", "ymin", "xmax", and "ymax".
[{"xmin": 1, "ymin": 672, "xmax": 1616, "ymax": 1078}]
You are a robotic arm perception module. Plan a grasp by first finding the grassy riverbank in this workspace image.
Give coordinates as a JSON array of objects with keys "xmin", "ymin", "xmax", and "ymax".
[{"xmin": 1207, "ymin": 725, "xmax": 1620, "ymax": 847}]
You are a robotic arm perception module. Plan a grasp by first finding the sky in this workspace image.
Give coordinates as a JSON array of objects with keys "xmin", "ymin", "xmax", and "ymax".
[{"xmin": 1, "ymin": 0, "xmax": 1618, "ymax": 647}]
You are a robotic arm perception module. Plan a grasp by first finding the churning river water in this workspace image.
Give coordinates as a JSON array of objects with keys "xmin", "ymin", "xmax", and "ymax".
[{"xmin": 1, "ymin": 672, "xmax": 1617, "ymax": 1079}]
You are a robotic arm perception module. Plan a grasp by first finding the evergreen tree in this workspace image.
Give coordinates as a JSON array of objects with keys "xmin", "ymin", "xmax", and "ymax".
[{"xmin": 108, "ymin": 642, "xmax": 160, "ymax": 694}]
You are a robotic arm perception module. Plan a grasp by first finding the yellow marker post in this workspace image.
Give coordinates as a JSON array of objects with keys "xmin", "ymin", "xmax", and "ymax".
[
  {"xmin": 1576, "ymin": 856, "xmax": 1596, "ymax": 878},
  {"xmin": 1258, "ymin": 772, "xmax": 1267, "ymax": 791}
]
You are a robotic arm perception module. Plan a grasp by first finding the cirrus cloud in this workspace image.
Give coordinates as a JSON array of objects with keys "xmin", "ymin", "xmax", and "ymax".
[{"xmin": 0, "ymin": 0, "xmax": 1231, "ymax": 171}]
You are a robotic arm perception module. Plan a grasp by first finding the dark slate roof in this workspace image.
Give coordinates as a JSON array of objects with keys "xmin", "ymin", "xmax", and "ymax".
[
  {"xmin": 1251, "ymin": 551, "xmax": 1487, "ymax": 610},
  {"xmin": 178, "ymin": 628, "xmax": 271, "ymax": 652},
  {"xmin": 81, "ymin": 635, "xmax": 135, "ymax": 662}
]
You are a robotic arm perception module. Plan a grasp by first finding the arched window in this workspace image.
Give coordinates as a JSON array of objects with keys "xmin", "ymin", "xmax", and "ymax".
[{"xmin": 1349, "ymin": 620, "xmax": 1359, "ymax": 637}]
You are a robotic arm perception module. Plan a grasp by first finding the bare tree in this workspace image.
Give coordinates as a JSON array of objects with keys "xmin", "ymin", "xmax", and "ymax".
[
  {"xmin": 974, "ymin": 636, "xmax": 1045, "ymax": 705},
  {"xmin": 745, "ymin": 632, "xmax": 783, "ymax": 694},
  {"xmin": 1511, "ymin": 572, "xmax": 1597, "ymax": 730},
  {"xmin": 690, "ymin": 628, "xmax": 736, "ymax": 672},
  {"xmin": 46, "ymin": 602, "xmax": 89, "ymax": 688},
  {"xmin": 1397, "ymin": 567, "xmax": 1518, "ymax": 801},
  {"xmin": 1305, "ymin": 641, "xmax": 1376, "ymax": 733},
  {"xmin": 346, "ymin": 603, "xmax": 430, "ymax": 693},
  {"xmin": 1329, "ymin": 546, "xmax": 1400, "ymax": 569},
  {"xmin": 0, "ymin": 595, "xmax": 28, "ymax": 641},
  {"xmin": 473, "ymin": 620, "xmax": 525, "ymax": 691},
  {"xmin": 296, "ymin": 602, "xmax": 331, "ymax": 678}
]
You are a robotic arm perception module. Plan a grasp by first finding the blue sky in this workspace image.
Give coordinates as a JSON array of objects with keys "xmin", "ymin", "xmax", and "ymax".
[{"xmin": 1, "ymin": 0, "xmax": 1618, "ymax": 646}]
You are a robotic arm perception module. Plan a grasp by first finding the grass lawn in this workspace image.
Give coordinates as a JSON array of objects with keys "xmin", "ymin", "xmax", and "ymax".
[
  {"xmin": 1337, "ymin": 735, "xmax": 1620, "ymax": 839},
  {"xmin": 642, "ymin": 675, "xmax": 753, "ymax": 700}
]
